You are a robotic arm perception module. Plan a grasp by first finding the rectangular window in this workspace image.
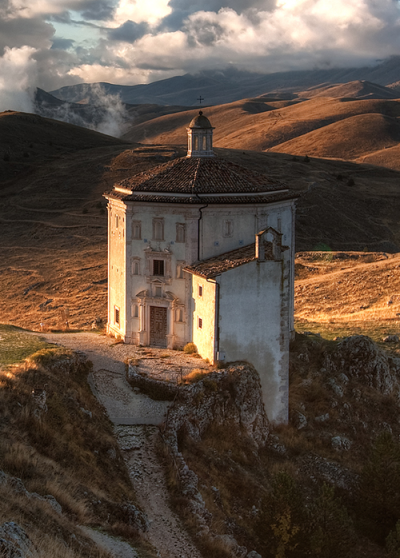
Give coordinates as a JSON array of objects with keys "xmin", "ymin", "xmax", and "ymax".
[
  {"xmin": 132, "ymin": 220, "xmax": 141, "ymax": 239},
  {"xmin": 198, "ymin": 317, "xmax": 203, "ymax": 329},
  {"xmin": 153, "ymin": 218, "xmax": 164, "ymax": 241},
  {"xmin": 153, "ymin": 260, "xmax": 164, "ymax": 276},
  {"xmin": 115, "ymin": 306, "xmax": 120, "ymax": 325},
  {"xmin": 199, "ymin": 285, "xmax": 203, "ymax": 297},
  {"xmin": 176, "ymin": 223, "xmax": 186, "ymax": 243}
]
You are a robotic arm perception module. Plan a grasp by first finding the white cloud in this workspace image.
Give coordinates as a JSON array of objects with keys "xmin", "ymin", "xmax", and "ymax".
[
  {"xmin": 113, "ymin": 0, "xmax": 172, "ymax": 26},
  {"xmin": 2, "ymin": 0, "xmax": 400, "ymax": 91},
  {"xmin": 0, "ymin": 46, "xmax": 37, "ymax": 112}
]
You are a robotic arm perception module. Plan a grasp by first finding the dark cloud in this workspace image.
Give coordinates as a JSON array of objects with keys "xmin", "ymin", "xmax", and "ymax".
[
  {"xmin": 33, "ymin": 47, "xmax": 81, "ymax": 90},
  {"xmin": 0, "ymin": 17, "xmax": 54, "ymax": 56},
  {"xmin": 168, "ymin": 0, "xmax": 276, "ymax": 16},
  {"xmin": 108, "ymin": 20, "xmax": 149, "ymax": 42},
  {"xmin": 159, "ymin": 0, "xmax": 276, "ymax": 31},
  {"xmin": 51, "ymin": 37, "xmax": 75, "ymax": 50},
  {"xmin": 79, "ymin": 0, "xmax": 116, "ymax": 21}
]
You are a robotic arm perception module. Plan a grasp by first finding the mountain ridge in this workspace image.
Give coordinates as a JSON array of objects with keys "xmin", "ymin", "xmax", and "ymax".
[{"xmin": 49, "ymin": 57, "xmax": 400, "ymax": 106}]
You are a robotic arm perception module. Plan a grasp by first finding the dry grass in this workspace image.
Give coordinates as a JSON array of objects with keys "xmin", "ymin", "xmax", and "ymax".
[
  {"xmin": 121, "ymin": 95, "xmax": 400, "ymax": 164},
  {"xmin": 295, "ymin": 251, "xmax": 400, "ymax": 350},
  {"xmin": 0, "ymin": 346, "xmax": 147, "ymax": 556}
]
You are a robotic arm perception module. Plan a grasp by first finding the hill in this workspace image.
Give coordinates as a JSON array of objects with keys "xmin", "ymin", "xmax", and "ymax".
[
  {"xmin": 269, "ymin": 113, "xmax": 400, "ymax": 159},
  {"xmin": 49, "ymin": 57, "xmax": 400, "ymax": 106},
  {"xmin": 298, "ymin": 79, "xmax": 399, "ymax": 99},
  {"xmin": 121, "ymin": 96, "xmax": 400, "ymax": 162}
]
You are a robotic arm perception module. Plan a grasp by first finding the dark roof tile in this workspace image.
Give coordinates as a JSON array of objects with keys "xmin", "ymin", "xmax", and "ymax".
[{"xmin": 184, "ymin": 242, "xmax": 274, "ymax": 278}]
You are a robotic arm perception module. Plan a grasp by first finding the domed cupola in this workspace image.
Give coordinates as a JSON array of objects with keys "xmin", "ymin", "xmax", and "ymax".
[{"xmin": 186, "ymin": 111, "xmax": 215, "ymax": 158}]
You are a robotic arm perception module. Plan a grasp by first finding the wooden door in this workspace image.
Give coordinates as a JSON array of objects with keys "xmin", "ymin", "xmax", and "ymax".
[{"xmin": 150, "ymin": 306, "xmax": 167, "ymax": 347}]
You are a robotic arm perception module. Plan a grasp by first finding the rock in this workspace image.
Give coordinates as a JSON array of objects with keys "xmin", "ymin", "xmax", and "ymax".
[
  {"xmin": 31, "ymin": 493, "xmax": 62, "ymax": 515},
  {"xmin": 121, "ymin": 503, "xmax": 149, "ymax": 532},
  {"xmin": 331, "ymin": 436, "xmax": 352, "ymax": 451},
  {"xmin": 327, "ymin": 378, "xmax": 344, "ymax": 398},
  {"xmin": 324, "ymin": 336, "xmax": 400, "ymax": 395},
  {"xmin": 160, "ymin": 363, "xmax": 269, "ymax": 538},
  {"xmin": 247, "ymin": 552, "xmax": 262, "ymax": 558},
  {"xmin": 31, "ymin": 389, "xmax": 47, "ymax": 412},
  {"xmin": 315, "ymin": 413, "xmax": 329, "ymax": 423},
  {"xmin": 383, "ymin": 335, "xmax": 399, "ymax": 343},
  {"xmin": 80, "ymin": 407, "xmax": 92, "ymax": 418},
  {"xmin": 0, "ymin": 522, "xmax": 35, "ymax": 557},
  {"xmin": 293, "ymin": 411, "xmax": 307, "ymax": 429}
]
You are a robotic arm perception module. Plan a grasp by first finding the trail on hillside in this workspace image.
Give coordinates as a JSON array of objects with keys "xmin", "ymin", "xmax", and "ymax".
[{"xmin": 41, "ymin": 332, "xmax": 203, "ymax": 558}]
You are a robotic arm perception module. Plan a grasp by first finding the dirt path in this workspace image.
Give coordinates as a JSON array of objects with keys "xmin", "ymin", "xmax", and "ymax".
[{"xmin": 40, "ymin": 332, "xmax": 203, "ymax": 558}]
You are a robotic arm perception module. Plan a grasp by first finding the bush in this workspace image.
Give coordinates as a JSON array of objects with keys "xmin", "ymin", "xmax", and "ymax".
[{"xmin": 183, "ymin": 342, "xmax": 198, "ymax": 354}]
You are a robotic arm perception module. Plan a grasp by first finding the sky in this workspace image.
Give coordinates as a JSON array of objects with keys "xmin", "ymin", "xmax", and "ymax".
[{"xmin": 1, "ymin": 0, "xmax": 400, "ymax": 94}]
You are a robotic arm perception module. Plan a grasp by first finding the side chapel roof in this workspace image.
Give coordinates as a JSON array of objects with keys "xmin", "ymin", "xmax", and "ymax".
[{"xmin": 184, "ymin": 242, "xmax": 276, "ymax": 279}]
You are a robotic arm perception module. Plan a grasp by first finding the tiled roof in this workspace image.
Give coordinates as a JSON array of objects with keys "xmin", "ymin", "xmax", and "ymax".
[
  {"xmin": 184, "ymin": 242, "xmax": 274, "ymax": 278},
  {"xmin": 105, "ymin": 190, "xmax": 297, "ymax": 205},
  {"xmin": 114, "ymin": 157, "xmax": 286, "ymax": 195}
]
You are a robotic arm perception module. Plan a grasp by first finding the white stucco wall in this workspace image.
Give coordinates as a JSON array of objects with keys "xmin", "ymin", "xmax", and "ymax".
[
  {"xmin": 106, "ymin": 198, "xmax": 295, "ymax": 371},
  {"xmin": 191, "ymin": 275, "xmax": 216, "ymax": 362},
  {"xmin": 217, "ymin": 259, "xmax": 289, "ymax": 423},
  {"xmin": 107, "ymin": 200, "xmax": 128, "ymax": 339}
]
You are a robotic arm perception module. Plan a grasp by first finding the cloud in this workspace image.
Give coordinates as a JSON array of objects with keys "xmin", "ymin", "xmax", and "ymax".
[
  {"xmin": 51, "ymin": 37, "xmax": 75, "ymax": 49},
  {"xmin": 2, "ymin": 0, "xmax": 400, "ymax": 93},
  {"xmin": 0, "ymin": 46, "xmax": 37, "ymax": 112},
  {"xmin": 108, "ymin": 20, "xmax": 149, "ymax": 42}
]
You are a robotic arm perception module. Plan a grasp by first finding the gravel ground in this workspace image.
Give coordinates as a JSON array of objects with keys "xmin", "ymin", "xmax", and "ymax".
[{"xmin": 39, "ymin": 331, "xmax": 204, "ymax": 558}]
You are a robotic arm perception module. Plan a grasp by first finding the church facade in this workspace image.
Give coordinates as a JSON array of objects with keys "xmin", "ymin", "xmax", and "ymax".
[{"xmin": 104, "ymin": 112, "xmax": 297, "ymax": 422}]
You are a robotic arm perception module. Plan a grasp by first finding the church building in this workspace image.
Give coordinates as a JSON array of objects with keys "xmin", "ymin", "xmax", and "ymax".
[{"xmin": 104, "ymin": 112, "xmax": 297, "ymax": 422}]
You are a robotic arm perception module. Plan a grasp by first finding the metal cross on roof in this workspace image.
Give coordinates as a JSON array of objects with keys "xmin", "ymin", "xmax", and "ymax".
[{"xmin": 197, "ymin": 95, "xmax": 204, "ymax": 104}]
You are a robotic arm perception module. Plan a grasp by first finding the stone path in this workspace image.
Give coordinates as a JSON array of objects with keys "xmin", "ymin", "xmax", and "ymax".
[{"xmin": 39, "ymin": 332, "xmax": 203, "ymax": 558}]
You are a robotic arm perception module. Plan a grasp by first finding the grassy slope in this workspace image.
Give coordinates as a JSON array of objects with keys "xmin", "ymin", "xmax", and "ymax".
[
  {"xmin": 0, "ymin": 334, "xmax": 152, "ymax": 557},
  {"xmin": 294, "ymin": 251, "xmax": 400, "ymax": 349},
  {"xmin": 121, "ymin": 96, "xmax": 400, "ymax": 159}
]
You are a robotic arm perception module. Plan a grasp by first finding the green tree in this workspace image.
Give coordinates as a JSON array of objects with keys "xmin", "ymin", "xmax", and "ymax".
[{"xmin": 308, "ymin": 483, "xmax": 354, "ymax": 558}]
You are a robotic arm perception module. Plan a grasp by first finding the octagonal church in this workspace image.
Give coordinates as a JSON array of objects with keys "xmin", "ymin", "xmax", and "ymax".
[{"xmin": 104, "ymin": 112, "xmax": 297, "ymax": 422}]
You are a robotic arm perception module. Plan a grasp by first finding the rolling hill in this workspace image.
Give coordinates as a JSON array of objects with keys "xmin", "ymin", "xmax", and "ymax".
[
  {"xmin": 1, "ymin": 111, "xmax": 400, "ymax": 331},
  {"xmin": 119, "ymin": 94, "xmax": 400, "ymax": 169},
  {"xmin": 298, "ymin": 80, "xmax": 399, "ymax": 100}
]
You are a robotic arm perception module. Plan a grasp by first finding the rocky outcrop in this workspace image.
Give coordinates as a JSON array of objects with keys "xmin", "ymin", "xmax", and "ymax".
[
  {"xmin": 323, "ymin": 335, "xmax": 400, "ymax": 395},
  {"xmin": 163, "ymin": 363, "xmax": 269, "ymax": 450},
  {"xmin": 160, "ymin": 363, "xmax": 269, "ymax": 558},
  {"xmin": 0, "ymin": 522, "xmax": 35, "ymax": 558}
]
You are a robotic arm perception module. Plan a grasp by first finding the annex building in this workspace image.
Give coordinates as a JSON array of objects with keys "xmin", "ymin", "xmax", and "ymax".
[{"xmin": 104, "ymin": 112, "xmax": 297, "ymax": 422}]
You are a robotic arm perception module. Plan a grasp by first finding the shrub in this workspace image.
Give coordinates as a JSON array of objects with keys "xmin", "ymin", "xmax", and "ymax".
[{"xmin": 183, "ymin": 342, "xmax": 197, "ymax": 354}]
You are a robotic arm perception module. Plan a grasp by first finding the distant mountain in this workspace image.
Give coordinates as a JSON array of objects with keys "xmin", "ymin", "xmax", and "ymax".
[{"xmin": 49, "ymin": 57, "xmax": 400, "ymax": 106}]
